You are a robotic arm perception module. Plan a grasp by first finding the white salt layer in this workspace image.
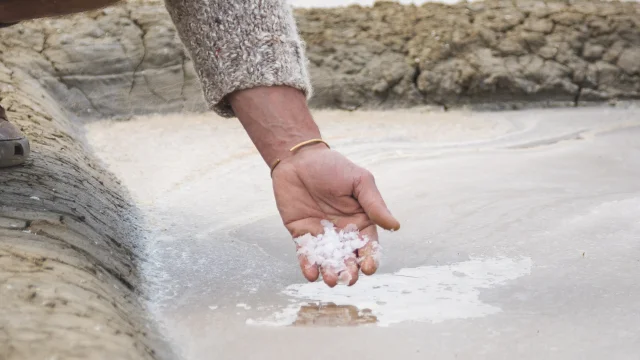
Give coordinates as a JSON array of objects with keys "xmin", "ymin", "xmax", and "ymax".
[{"xmin": 294, "ymin": 220, "xmax": 376, "ymax": 274}]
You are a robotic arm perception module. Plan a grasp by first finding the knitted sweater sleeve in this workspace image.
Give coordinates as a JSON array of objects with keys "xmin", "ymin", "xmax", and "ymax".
[{"xmin": 164, "ymin": 0, "xmax": 312, "ymax": 117}]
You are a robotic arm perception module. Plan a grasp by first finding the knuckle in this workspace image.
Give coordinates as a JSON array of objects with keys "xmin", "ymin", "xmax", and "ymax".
[
  {"xmin": 364, "ymin": 171, "xmax": 375, "ymax": 181},
  {"xmin": 357, "ymin": 170, "xmax": 375, "ymax": 185}
]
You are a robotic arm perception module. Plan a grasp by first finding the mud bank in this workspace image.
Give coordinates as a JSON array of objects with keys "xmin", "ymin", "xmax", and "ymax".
[
  {"xmin": 302, "ymin": 0, "xmax": 640, "ymax": 110},
  {"xmin": 0, "ymin": 51, "xmax": 170, "ymax": 360},
  {"xmin": 1, "ymin": 0, "xmax": 639, "ymax": 119}
]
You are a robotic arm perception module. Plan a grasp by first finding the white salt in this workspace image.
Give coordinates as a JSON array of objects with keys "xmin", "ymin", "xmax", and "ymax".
[{"xmin": 294, "ymin": 220, "xmax": 377, "ymax": 275}]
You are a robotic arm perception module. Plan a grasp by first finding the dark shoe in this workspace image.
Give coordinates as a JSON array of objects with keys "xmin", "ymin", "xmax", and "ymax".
[{"xmin": 0, "ymin": 105, "xmax": 30, "ymax": 168}]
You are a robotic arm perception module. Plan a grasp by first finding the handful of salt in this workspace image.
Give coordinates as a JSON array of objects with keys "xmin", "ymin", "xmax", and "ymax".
[{"xmin": 294, "ymin": 220, "xmax": 379, "ymax": 275}]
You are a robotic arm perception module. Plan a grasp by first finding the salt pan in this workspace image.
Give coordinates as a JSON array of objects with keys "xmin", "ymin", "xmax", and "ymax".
[{"xmin": 294, "ymin": 220, "xmax": 378, "ymax": 274}]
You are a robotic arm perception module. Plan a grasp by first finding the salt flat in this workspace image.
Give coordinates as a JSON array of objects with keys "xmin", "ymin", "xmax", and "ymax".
[{"xmin": 86, "ymin": 107, "xmax": 640, "ymax": 360}]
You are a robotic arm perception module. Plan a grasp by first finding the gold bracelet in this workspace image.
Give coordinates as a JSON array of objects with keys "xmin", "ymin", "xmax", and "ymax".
[
  {"xmin": 289, "ymin": 138, "xmax": 330, "ymax": 153},
  {"xmin": 270, "ymin": 158, "xmax": 281, "ymax": 177},
  {"xmin": 270, "ymin": 138, "xmax": 330, "ymax": 177}
]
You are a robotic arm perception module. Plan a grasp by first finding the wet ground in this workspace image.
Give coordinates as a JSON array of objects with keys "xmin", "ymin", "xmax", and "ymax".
[{"xmin": 86, "ymin": 107, "xmax": 640, "ymax": 360}]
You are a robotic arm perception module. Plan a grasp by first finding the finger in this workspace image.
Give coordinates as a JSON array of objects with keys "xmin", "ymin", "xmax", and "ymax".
[
  {"xmin": 357, "ymin": 225, "xmax": 381, "ymax": 276},
  {"xmin": 320, "ymin": 266, "xmax": 339, "ymax": 288},
  {"xmin": 289, "ymin": 219, "xmax": 325, "ymax": 282},
  {"xmin": 297, "ymin": 247, "xmax": 320, "ymax": 282},
  {"xmin": 354, "ymin": 172, "xmax": 400, "ymax": 231},
  {"xmin": 338, "ymin": 256, "xmax": 359, "ymax": 286}
]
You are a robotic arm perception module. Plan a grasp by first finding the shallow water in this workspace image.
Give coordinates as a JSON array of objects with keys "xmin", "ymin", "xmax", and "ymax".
[{"xmin": 86, "ymin": 108, "xmax": 640, "ymax": 359}]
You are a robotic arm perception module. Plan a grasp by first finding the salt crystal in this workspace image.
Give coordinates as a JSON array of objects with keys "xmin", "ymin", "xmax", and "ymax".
[{"xmin": 294, "ymin": 221, "xmax": 379, "ymax": 275}]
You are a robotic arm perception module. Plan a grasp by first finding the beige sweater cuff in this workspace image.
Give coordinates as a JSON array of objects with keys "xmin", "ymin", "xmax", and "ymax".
[{"xmin": 165, "ymin": 0, "xmax": 312, "ymax": 118}]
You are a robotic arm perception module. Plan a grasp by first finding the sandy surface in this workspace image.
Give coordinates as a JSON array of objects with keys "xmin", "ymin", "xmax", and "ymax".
[{"xmin": 85, "ymin": 108, "xmax": 640, "ymax": 359}]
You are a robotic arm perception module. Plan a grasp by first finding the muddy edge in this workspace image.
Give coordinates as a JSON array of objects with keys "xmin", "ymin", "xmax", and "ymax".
[
  {"xmin": 0, "ymin": 33, "xmax": 171, "ymax": 360},
  {"xmin": 1, "ymin": 0, "xmax": 638, "ymax": 120},
  {"xmin": 0, "ymin": 0, "xmax": 639, "ymax": 358}
]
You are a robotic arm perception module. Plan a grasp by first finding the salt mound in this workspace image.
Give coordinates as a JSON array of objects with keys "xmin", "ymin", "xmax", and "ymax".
[{"xmin": 294, "ymin": 220, "xmax": 378, "ymax": 275}]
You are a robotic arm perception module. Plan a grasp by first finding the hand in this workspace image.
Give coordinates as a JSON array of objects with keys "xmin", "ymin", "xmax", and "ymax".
[
  {"xmin": 272, "ymin": 144, "xmax": 400, "ymax": 287},
  {"xmin": 228, "ymin": 85, "xmax": 399, "ymax": 287}
]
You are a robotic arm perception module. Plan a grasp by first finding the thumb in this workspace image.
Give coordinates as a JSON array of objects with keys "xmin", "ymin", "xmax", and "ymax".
[{"xmin": 354, "ymin": 171, "xmax": 400, "ymax": 231}]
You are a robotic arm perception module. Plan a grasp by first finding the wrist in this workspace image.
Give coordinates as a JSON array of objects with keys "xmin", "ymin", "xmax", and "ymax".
[
  {"xmin": 229, "ymin": 85, "xmax": 323, "ymax": 167},
  {"xmin": 266, "ymin": 131, "xmax": 323, "ymax": 165},
  {"xmin": 271, "ymin": 140, "xmax": 330, "ymax": 177}
]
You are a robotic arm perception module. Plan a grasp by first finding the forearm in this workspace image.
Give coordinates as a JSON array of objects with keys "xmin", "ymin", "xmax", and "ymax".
[{"xmin": 229, "ymin": 86, "xmax": 321, "ymax": 167}]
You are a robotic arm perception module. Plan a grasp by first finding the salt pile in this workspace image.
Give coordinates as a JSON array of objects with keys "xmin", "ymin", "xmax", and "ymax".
[{"xmin": 294, "ymin": 220, "xmax": 379, "ymax": 275}]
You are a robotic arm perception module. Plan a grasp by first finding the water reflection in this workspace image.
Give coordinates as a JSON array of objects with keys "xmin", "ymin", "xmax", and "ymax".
[{"xmin": 292, "ymin": 303, "xmax": 377, "ymax": 326}]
